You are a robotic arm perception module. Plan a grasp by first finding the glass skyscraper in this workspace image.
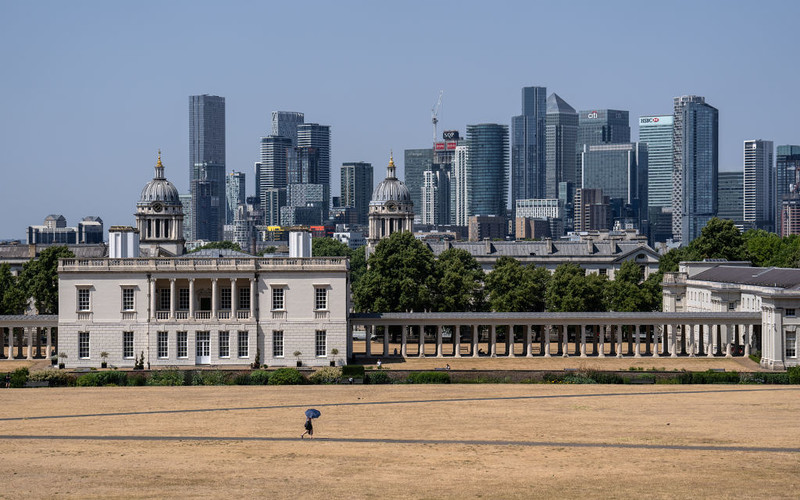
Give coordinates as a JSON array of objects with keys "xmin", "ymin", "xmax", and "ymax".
[
  {"xmin": 577, "ymin": 109, "xmax": 630, "ymax": 149},
  {"xmin": 341, "ymin": 162, "xmax": 373, "ymax": 226},
  {"xmin": 777, "ymin": 145, "xmax": 800, "ymax": 235},
  {"xmin": 743, "ymin": 139, "xmax": 774, "ymax": 232},
  {"xmin": 297, "ymin": 124, "xmax": 331, "ymax": 217},
  {"xmin": 466, "ymin": 123, "xmax": 509, "ymax": 218},
  {"xmin": 717, "ymin": 171, "xmax": 744, "ymax": 224},
  {"xmin": 674, "ymin": 96, "xmax": 718, "ymax": 242},
  {"xmin": 403, "ymin": 148, "xmax": 433, "ymax": 222},
  {"xmin": 257, "ymin": 135, "xmax": 292, "ymax": 225},
  {"xmin": 271, "ymin": 111, "xmax": 304, "ymax": 147},
  {"xmin": 639, "ymin": 115, "xmax": 673, "ymax": 209},
  {"xmin": 189, "ymin": 94, "xmax": 226, "ymax": 241},
  {"xmin": 225, "ymin": 171, "xmax": 246, "ymax": 225},
  {"xmin": 511, "ymin": 86, "xmax": 547, "ymax": 210},
  {"xmin": 545, "ymin": 93, "xmax": 578, "ymax": 200}
]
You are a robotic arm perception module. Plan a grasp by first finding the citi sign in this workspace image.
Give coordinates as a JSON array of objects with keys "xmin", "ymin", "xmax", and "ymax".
[{"xmin": 587, "ymin": 111, "xmax": 599, "ymax": 119}]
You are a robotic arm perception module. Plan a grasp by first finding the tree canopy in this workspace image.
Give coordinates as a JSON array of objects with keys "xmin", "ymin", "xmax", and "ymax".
[
  {"xmin": 484, "ymin": 256, "xmax": 549, "ymax": 312},
  {"xmin": 545, "ymin": 263, "xmax": 606, "ymax": 312},
  {"xmin": 18, "ymin": 245, "xmax": 75, "ymax": 314},
  {"xmin": 434, "ymin": 248, "xmax": 487, "ymax": 312}
]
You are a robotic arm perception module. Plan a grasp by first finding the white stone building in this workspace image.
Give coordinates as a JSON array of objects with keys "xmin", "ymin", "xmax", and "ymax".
[
  {"xmin": 57, "ymin": 254, "xmax": 349, "ymax": 368},
  {"xmin": 663, "ymin": 261, "xmax": 800, "ymax": 369}
]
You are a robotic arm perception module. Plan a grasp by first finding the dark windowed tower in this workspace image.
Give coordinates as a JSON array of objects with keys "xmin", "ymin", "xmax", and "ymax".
[
  {"xmin": 465, "ymin": 123, "xmax": 509, "ymax": 218},
  {"xmin": 511, "ymin": 86, "xmax": 547, "ymax": 210},
  {"xmin": 189, "ymin": 95, "xmax": 225, "ymax": 240},
  {"xmin": 545, "ymin": 94, "xmax": 578, "ymax": 200},
  {"xmin": 341, "ymin": 162, "xmax": 373, "ymax": 226}
]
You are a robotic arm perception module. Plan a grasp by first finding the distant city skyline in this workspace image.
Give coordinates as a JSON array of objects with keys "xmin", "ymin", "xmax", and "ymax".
[{"xmin": 2, "ymin": 1, "xmax": 799, "ymax": 238}]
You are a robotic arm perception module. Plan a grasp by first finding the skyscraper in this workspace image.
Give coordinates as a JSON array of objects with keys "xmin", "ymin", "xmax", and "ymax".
[
  {"xmin": 403, "ymin": 148, "xmax": 433, "ymax": 222},
  {"xmin": 465, "ymin": 123, "xmax": 509, "ymax": 218},
  {"xmin": 545, "ymin": 93, "xmax": 578, "ymax": 200},
  {"xmin": 717, "ymin": 171, "xmax": 744, "ymax": 224},
  {"xmin": 776, "ymin": 145, "xmax": 800, "ymax": 235},
  {"xmin": 743, "ymin": 139, "xmax": 774, "ymax": 232},
  {"xmin": 257, "ymin": 135, "xmax": 292, "ymax": 225},
  {"xmin": 452, "ymin": 144, "xmax": 469, "ymax": 226},
  {"xmin": 297, "ymin": 123, "xmax": 331, "ymax": 216},
  {"xmin": 639, "ymin": 115, "xmax": 674, "ymax": 242},
  {"xmin": 577, "ymin": 109, "xmax": 630, "ymax": 149},
  {"xmin": 511, "ymin": 86, "xmax": 547, "ymax": 209},
  {"xmin": 189, "ymin": 95, "xmax": 226, "ymax": 241},
  {"xmin": 271, "ymin": 111, "xmax": 304, "ymax": 147},
  {"xmin": 225, "ymin": 171, "xmax": 246, "ymax": 225},
  {"xmin": 340, "ymin": 162, "xmax": 373, "ymax": 226},
  {"xmin": 672, "ymin": 95, "xmax": 718, "ymax": 242}
]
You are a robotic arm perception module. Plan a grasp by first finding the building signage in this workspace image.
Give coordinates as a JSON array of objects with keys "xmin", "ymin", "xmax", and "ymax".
[
  {"xmin": 586, "ymin": 111, "xmax": 599, "ymax": 119},
  {"xmin": 434, "ymin": 142, "xmax": 446, "ymax": 151},
  {"xmin": 639, "ymin": 116, "xmax": 673, "ymax": 126},
  {"xmin": 446, "ymin": 141, "xmax": 457, "ymax": 150},
  {"xmin": 443, "ymin": 130, "xmax": 460, "ymax": 140}
]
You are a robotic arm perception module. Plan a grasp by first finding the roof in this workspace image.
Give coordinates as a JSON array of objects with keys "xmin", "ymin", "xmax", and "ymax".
[
  {"xmin": 425, "ymin": 240, "xmax": 657, "ymax": 259},
  {"xmin": 691, "ymin": 265, "xmax": 800, "ymax": 290},
  {"xmin": 546, "ymin": 93, "xmax": 575, "ymax": 114}
]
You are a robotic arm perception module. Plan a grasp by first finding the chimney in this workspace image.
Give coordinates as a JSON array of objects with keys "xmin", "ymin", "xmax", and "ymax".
[{"xmin": 545, "ymin": 238, "xmax": 553, "ymax": 254}]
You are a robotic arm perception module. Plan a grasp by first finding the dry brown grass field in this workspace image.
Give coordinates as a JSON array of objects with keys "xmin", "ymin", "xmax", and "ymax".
[{"xmin": 1, "ymin": 383, "xmax": 798, "ymax": 499}]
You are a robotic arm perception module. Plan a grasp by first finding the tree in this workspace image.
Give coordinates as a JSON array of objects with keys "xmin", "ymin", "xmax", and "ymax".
[
  {"xmin": 434, "ymin": 248, "xmax": 486, "ymax": 312},
  {"xmin": 0, "ymin": 263, "xmax": 27, "ymax": 315},
  {"xmin": 349, "ymin": 246, "xmax": 367, "ymax": 290},
  {"xmin": 353, "ymin": 232, "xmax": 437, "ymax": 312},
  {"xmin": 311, "ymin": 237, "xmax": 351, "ymax": 257},
  {"xmin": 688, "ymin": 218, "xmax": 747, "ymax": 261},
  {"xmin": 19, "ymin": 246, "xmax": 74, "ymax": 314},
  {"xmin": 484, "ymin": 256, "xmax": 549, "ymax": 312},
  {"xmin": 256, "ymin": 246, "xmax": 278, "ymax": 256},
  {"xmin": 546, "ymin": 263, "xmax": 607, "ymax": 312},
  {"xmin": 606, "ymin": 261, "xmax": 651, "ymax": 312},
  {"xmin": 188, "ymin": 241, "xmax": 242, "ymax": 253}
]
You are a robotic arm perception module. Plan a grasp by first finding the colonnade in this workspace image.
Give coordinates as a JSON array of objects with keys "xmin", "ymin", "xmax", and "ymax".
[
  {"xmin": 1, "ymin": 325, "xmax": 57, "ymax": 360},
  {"xmin": 151, "ymin": 277, "xmax": 257, "ymax": 321},
  {"xmin": 349, "ymin": 313, "xmax": 760, "ymax": 360}
]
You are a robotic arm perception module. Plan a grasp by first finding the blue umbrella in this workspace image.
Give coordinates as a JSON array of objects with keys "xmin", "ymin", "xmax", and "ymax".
[{"xmin": 305, "ymin": 408, "xmax": 321, "ymax": 419}]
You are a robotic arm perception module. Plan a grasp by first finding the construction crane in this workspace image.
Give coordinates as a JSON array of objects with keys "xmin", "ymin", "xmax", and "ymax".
[{"xmin": 431, "ymin": 90, "xmax": 443, "ymax": 143}]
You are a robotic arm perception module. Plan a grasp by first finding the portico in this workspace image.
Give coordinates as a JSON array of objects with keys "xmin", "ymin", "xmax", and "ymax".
[{"xmin": 0, "ymin": 315, "xmax": 59, "ymax": 361}]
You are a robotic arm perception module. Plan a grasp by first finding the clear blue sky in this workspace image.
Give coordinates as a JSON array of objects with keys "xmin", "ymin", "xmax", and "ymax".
[{"xmin": 1, "ymin": 0, "xmax": 798, "ymax": 239}]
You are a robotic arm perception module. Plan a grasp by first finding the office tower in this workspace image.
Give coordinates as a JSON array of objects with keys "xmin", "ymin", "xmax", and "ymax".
[
  {"xmin": 179, "ymin": 193, "xmax": 192, "ymax": 241},
  {"xmin": 465, "ymin": 123, "xmax": 509, "ymax": 218},
  {"xmin": 545, "ymin": 93, "xmax": 578, "ymax": 199},
  {"xmin": 776, "ymin": 145, "xmax": 800, "ymax": 235},
  {"xmin": 296, "ymin": 124, "xmax": 331, "ymax": 216},
  {"xmin": 257, "ymin": 135, "xmax": 292, "ymax": 225},
  {"xmin": 341, "ymin": 162, "xmax": 373, "ymax": 226},
  {"xmin": 718, "ymin": 171, "xmax": 744, "ymax": 224},
  {"xmin": 271, "ymin": 111, "xmax": 304, "ymax": 147},
  {"xmin": 574, "ymin": 188, "xmax": 610, "ymax": 231},
  {"xmin": 511, "ymin": 86, "xmax": 547, "ymax": 209},
  {"xmin": 638, "ymin": 114, "xmax": 674, "ymax": 241},
  {"xmin": 420, "ymin": 165, "xmax": 451, "ymax": 225},
  {"xmin": 743, "ymin": 140, "xmax": 775, "ymax": 232},
  {"xmin": 577, "ymin": 109, "xmax": 630, "ymax": 148},
  {"xmin": 672, "ymin": 95, "xmax": 718, "ymax": 242},
  {"xmin": 225, "ymin": 171, "xmax": 246, "ymax": 225},
  {"xmin": 452, "ymin": 144, "xmax": 469, "ymax": 226},
  {"xmin": 432, "ymin": 130, "xmax": 461, "ymax": 225},
  {"xmin": 580, "ymin": 142, "xmax": 648, "ymax": 231},
  {"xmin": 404, "ymin": 148, "xmax": 434, "ymax": 221},
  {"xmin": 189, "ymin": 95, "xmax": 225, "ymax": 240}
]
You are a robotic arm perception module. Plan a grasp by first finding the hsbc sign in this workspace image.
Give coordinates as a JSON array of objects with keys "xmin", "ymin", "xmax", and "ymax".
[{"xmin": 640, "ymin": 116, "xmax": 673, "ymax": 126}]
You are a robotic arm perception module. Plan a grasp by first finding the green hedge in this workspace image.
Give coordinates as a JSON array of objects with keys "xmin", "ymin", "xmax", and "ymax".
[
  {"xmin": 127, "ymin": 374, "xmax": 147, "ymax": 386},
  {"xmin": 342, "ymin": 365, "xmax": 365, "ymax": 378},
  {"xmin": 76, "ymin": 371, "xmax": 129, "ymax": 387},
  {"xmin": 29, "ymin": 370, "xmax": 76, "ymax": 387},
  {"xmin": 365, "ymin": 371, "xmax": 392, "ymax": 384},
  {"xmin": 309, "ymin": 367, "xmax": 342, "ymax": 384},
  {"xmin": 9, "ymin": 368, "xmax": 29, "ymax": 388},
  {"xmin": 250, "ymin": 370, "xmax": 270, "ymax": 385},
  {"xmin": 406, "ymin": 371, "xmax": 450, "ymax": 384},
  {"xmin": 147, "ymin": 369, "xmax": 185, "ymax": 386},
  {"xmin": 679, "ymin": 371, "xmax": 740, "ymax": 384},
  {"xmin": 191, "ymin": 370, "xmax": 232, "ymax": 386},
  {"xmin": 788, "ymin": 366, "xmax": 800, "ymax": 384},
  {"xmin": 268, "ymin": 368, "xmax": 305, "ymax": 385}
]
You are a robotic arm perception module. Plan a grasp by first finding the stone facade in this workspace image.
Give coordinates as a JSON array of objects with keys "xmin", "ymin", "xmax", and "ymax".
[{"xmin": 58, "ymin": 256, "xmax": 349, "ymax": 368}]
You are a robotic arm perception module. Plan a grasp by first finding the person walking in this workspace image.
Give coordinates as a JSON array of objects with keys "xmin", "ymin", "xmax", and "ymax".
[{"xmin": 301, "ymin": 417, "xmax": 314, "ymax": 439}]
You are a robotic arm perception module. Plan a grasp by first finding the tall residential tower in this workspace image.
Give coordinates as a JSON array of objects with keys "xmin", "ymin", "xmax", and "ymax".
[
  {"xmin": 743, "ymin": 139, "xmax": 774, "ymax": 232},
  {"xmin": 189, "ymin": 94, "xmax": 226, "ymax": 241},
  {"xmin": 511, "ymin": 86, "xmax": 547, "ymax": 210}
]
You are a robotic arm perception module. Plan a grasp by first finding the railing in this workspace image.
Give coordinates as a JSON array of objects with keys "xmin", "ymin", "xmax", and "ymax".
[
  {"xmin": 272, "ymin": 311, "xmax": 286, "ymax": 320},
  {"xmin": 77, "ymin": 312, "xmax": 92, "ymax": 321},
  {"xmin": 121, "ymin": 312, "xmax": 136, "ymax": 321},
  {"xmin": 315, "ymin": 311, "xmax": 329, "ymax": 320},
  {"xmin": 217, "ymin": 311, "xmax": 231, "ymax": 320},
  {"xmin": 175, "ymin": 311, "xmax": 188, "ymax": 320},
  {"xmin": 60, "ymin": 257, "xmax": 348, "ymax": 272},
  {"xmin": 156, "ymin": 311, "xmax": 170, "ymax": 320},
  {"xmin": 237, "ymin": 310, "xmax": 251, "ymax": 320},
  {"xmin": 195, "ymin": 311, "xmax": 211, "ymax": 320}
]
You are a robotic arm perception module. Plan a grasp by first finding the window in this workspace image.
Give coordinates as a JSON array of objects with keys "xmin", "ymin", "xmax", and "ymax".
[
  {"xmin": 122, "ymin": 288, "xmax": 135, "ymax": 311},
  {"xmin": 315, "ymin": 287, "xmax": 328, "ymax": 310},
  {"xmin": 78, "ymin": 288, "xmax": 90, "ymax": 311},
  {"xmin": 159, "ymin": 289, "xmax": 171, "ymax": 311},
  {"xmin": 220, "ymin": 288, "xmax": 232, "ymax": 310},
  {"xmin": 123, "ymin": 331, "xmax": 134, "ymax": 359},
  {"xmin": 238, "ymin": 331, "xmax": 249, "ymax": 358},
  {"xmin": 273, "ymin": 331, "xmax": 284, "ymax": 357},
  {"xmin": 177, "ymin": 331, "xmax": 188, "ymax": 358},
  {"xmin": 315, "ymin": 330, "xmax": 326, "ymax": 357},
  {"xmin": 179, "ymin": 288, "xmax": 190, "ymax": 310},
  {"xmin": 238, "ymin": 287, "xmax": 250, "ymax": 311},
  {"xmin": 219, "ymin": 331, "xmax": 230, "ymax": 358},
  {"xmin": 158, "ymin": 331, "xmax": 168, "ymax": 358},
  {"xmin": 79, "ymin": 331, "xmax": 90, "ymax": 359},
  {"xmin": 787, "ymin": 332, "xmax": 797, "ymax": 358},
  {"xmin": 272, "ymin": 287, "xmax": 284, "ymax": 310},
  {"xmin": 786, "ymin": 308, "xmax": 796, "ymax": 318},
  {"xmin": 599, "ymin": 268, "xmax": 607, "ymax": 276},
  {"xmin": 728, "ymin": 302, "xmax": 736, "ymax": 311}
]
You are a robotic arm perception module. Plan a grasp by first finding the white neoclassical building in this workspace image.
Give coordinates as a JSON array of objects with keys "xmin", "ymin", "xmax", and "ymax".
[
  {"xmin": 663, "ymin": 261, "xmax": 800, "ymax": 369},
  {"xmin": 366, "ymin": 154, "xmax": 414, "ymax": 258}
]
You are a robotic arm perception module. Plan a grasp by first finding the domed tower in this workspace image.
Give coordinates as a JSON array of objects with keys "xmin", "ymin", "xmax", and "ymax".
[
  {"xmin": 135, "ymin": 151, "xmax": 185, "ymax": 256},
  {"xmin": 367, "ymin": 154, "xmax": 414, "ymax": 255}
]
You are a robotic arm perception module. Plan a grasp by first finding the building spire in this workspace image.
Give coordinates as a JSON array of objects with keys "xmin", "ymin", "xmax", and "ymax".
[
  {"xmin": 387, "ymin": 151, "xmax": 396, "ymax": 179},
  {"xmin": 154, "ymin": 149, "xmax": 165, "ymax": 179}
]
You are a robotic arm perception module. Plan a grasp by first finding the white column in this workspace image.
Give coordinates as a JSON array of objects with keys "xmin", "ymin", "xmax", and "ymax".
[
  {"xmin": 507, "ymin": 325, "xmax": 515, "ymax": 357},
  {"xmin": 169, "ymin": 278, "xmax": 176, "ymax": 320},
  {"xmin": 544, "ymin": 325, "xmax": 551, "ymax": 358},
  {"xmin": 653, "ymin": 325, "xmax": 661, "ymax": 358},
  {"xmin": 562, "ymin": 325, "xmax": 569, "ymax": 358},
  {"xmin": 472, "ymin": 325, "xmax": 479, "ymax": 357},
  {"xmin": 616, "ymin": 325, "xmax": 623, "ymax": 358},
  {"xmin": 383, "ymin": 325, "xmax": 390, "ymax": 357},
  {"xmin": 725, "ymin": 324, "xmax": 733, "ymax": 357},
  {"xmin": 46, "ymin": 327, "xmax": 52, "ymax": 360},
  {"xmin": 598, "ymin": 325, "xmax": 606, "ymax": 358},
  {"xmin": 211, "ymin": 278, "xmax": 218, "ymax": 319},
  {"xmin": 231, "ymin": 278, "xmax": 238, "ymax": 316},
  {"xmin": 670, "ymin": 325, "xmax": 678, "ymax": 357},
  {"xmin": 706, "ymin": 325, "xmax": 714, "ymax": 358},
  {"xmin": 688, "ymin": 325, "xmax": 696, "ymax": 357},
  {"xmin": 401, "ymin": 325, "xmax": 408, "ymax": 357},
  {"xmin": 149, "ymin": 278, "xmax": 156, "ymax": 320},
  {"xmin": 490, "ymin": 325, "xmax": 497, "ymax": 357},
  {"xmin": 188, "ymin": 278, "xmax": 196, "ymax": 319},
  {"xmin": 365, "ymin": 325, "xmax": 372, "ymax": 357},
  {"xmin": 744, "ymin": 324, "xmax": 752, "ymax": 357},
  {"xmin": 436, "ymin": 325, "xmax": 443, "ymax": 358},
  {"xmin": 25, "ymin": 328, "xmax": 33, "ymax": 360},
  {"xmin": 634, "ymin": 324, "xmax": 641, "ymax": 358},
  {"xmin": 579, "ymin": 325, "xmax": 587, "ymax": 357},
  {"xmin": 249, "ymin": 278, "xmax": 256, "ymax": 319},
  {"xmin": 525, "ymin": 325, "xmax": 533, "ymax": 358},
  {"xmin": 7, "ymin": 328, "xmax": 14, "ymax": 360},
  {"xmin": 454, "ymin": 325, "xmax": 461, "ymax": 358},
  {"xmin": 418, "ymin": 325, "xmax": 425, "ymax": 357}
]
